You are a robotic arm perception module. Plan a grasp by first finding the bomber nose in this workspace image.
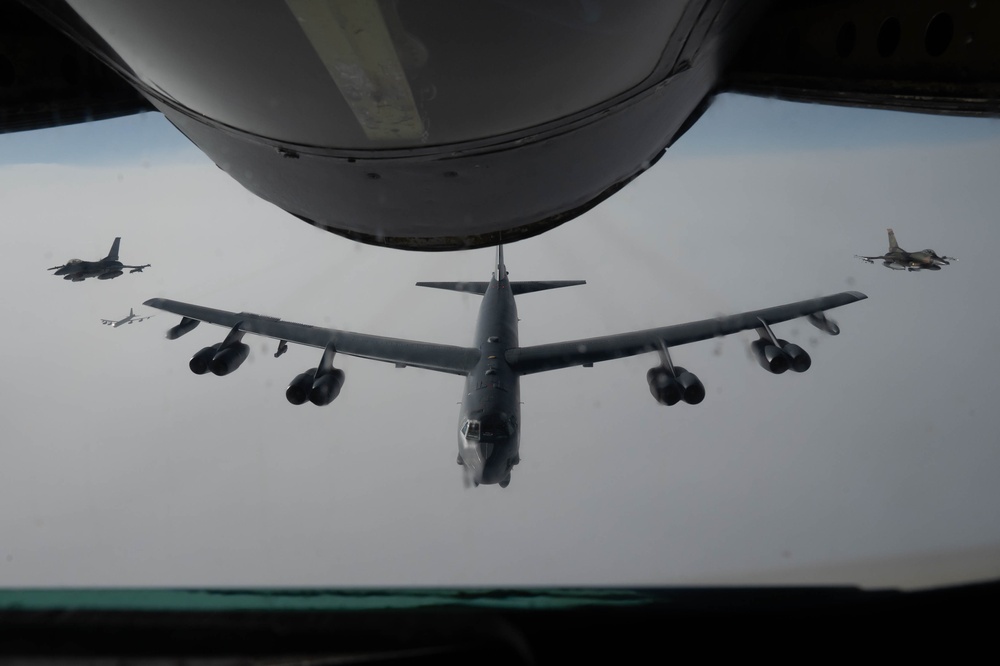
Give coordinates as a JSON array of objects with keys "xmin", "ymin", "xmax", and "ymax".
[
  {"xmin": 459, "ymin": 441, "xmax": 493, "ymax": 476},
  {"xmin": 460, "ymin": 441, "xmax": 500, "ymax": 485},
  {"xmin": 479, "ymin": 442, "xmax": 494, "ymax": 461}
]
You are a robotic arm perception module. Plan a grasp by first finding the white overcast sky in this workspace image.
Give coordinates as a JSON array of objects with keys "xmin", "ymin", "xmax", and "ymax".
[{"xmin": 1, "ymin": 94, "xmax": 999, "ymax": 589}]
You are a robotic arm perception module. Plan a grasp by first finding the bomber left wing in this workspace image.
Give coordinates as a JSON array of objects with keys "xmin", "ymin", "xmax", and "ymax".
[
  {"xmin": 143, "ymin": 298, "xmax": 479, "ymax": 376},
  {"xmin": 506, "ymin": 292, "xmax": 867, "ymax": 375}
]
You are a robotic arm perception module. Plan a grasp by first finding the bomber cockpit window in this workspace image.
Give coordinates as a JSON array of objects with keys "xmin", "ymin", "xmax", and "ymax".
[{"xmin": 461, "ymin": 419, "xmax": 481, "ymax": 441}]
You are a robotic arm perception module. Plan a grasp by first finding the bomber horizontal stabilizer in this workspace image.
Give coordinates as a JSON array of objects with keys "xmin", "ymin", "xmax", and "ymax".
[
  {"xmin": 417, "ymin": 281, "xmax": 585, "ymax": 295},
  {"xmin": 415, "ymin": 281, "xmax": 489, "ymax": 295}
]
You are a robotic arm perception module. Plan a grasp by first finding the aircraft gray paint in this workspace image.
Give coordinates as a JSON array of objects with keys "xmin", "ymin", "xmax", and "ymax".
[
  {"xmin": 47, "ymin": 237, "xmax": 150, "ymax": 282},
  {"xmin": 14, "ymin": 1, "xmax": 998, "ymax": 250},
  {"xmin": 101, "ymin": 307, "xmax": 154, "ymax": 328},
  {"xmin": 145, "ymin": 249, "xmax": 866, "ymax": 488},
  {"xmin": 856, "ymin": 228, "xmax": 956, "ymax": 271}
]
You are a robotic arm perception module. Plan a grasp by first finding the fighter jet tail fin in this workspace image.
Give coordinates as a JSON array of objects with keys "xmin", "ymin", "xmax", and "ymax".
[
  {"xmin": 887, "ymin": 228, "xmax": 900, "ymax": 252},
  {"xmin": 105, "ymin": 237, "xmax": 121, "ymax": 261}
]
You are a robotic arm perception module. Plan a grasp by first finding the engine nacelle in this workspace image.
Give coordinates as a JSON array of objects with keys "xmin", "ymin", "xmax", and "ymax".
[
  {"xmin": 209, "ymin": 342, "xmax": 250, "ymax": 376},
  {"xmin": 674, "ymin": 367, "xmax": 706, "ymax": 405},
  {"xmin": 777, "ymin": 339, "xmax": 811, "ymax": 373},
  {"xmin": 189, "ymin": 343, "xmax": 222, "ymax": 375},
  {"xmin": 309, "ymin": 369, "xmax": 346, "ymax": 406},
  {"xmin": 286, "ymin": 369, "xmax": 318, "ymax": 405},
  {"xmin": 647, "ymin": 366, "xmax": 682, "ymax": 406},
  {"xmin": 751, "ymin": 339, "xmax": 789, "ymax": 374}
]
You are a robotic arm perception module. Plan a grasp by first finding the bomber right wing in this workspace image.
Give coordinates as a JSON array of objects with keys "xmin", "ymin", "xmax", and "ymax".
[{"xmin": 506, "ymin": 292, "xmax": 866, "ymax": 375}]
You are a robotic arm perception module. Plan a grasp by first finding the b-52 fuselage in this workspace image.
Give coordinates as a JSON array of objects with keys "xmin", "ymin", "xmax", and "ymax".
[
  {"xmin": 48, "ymin": 237, "xmax": 150, "ymax": 281},
  {"xmin": 856, "ymin": 228, "xmax": 955, "ymax": 272},
  {"xmin": 145, "ymin": 249, "xmax": 865, "ymax": 489}
]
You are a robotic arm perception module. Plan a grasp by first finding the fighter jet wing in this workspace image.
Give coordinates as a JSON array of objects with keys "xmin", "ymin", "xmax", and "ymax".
[
  {"xmin": 144, "ymin": 298, "xmax": 479, "ymax": 376},
  {"xmin": 505, "ymin": 292, "xmax": 867, "ymax": 375}
]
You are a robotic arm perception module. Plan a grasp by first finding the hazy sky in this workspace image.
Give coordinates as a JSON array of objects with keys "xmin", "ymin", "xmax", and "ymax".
[{"xmin": 2, "ymin": 94, "xmax": 999, "ymax": 589}]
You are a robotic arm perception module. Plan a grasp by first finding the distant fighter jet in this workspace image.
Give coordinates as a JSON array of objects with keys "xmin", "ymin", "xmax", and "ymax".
[
  {"xmin": 101, "ymin": 307, "xmax": 154, "ymax": 328},
  {"xmin": 146, "ymin": 248, "xmax": 866, "ymax": 489},
  {"xmin": 856, "ymin": 229, "xmax": 955, "ymax": 272},
  {"xmin": 47, "ymin": 237, "xmax": 150, "ymax": 281}
]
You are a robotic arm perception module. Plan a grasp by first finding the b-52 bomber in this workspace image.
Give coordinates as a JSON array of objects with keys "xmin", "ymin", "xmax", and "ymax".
[
  {"xmin": 48, "ymin": 237, "xmax": 150, "ymax": 281},
  {"xmin": 101, "ymin": 307, "xmax": 154, "ymax": 328},
  {"xmin": 856, "ymin": 228, "xmax": 955, "ymax": 272},
  {"xmin": 145, "ymin": 248, "xmax": 865, "ymax": 489}
]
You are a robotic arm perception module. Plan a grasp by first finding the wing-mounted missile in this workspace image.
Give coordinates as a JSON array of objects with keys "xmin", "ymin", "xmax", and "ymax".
[
  {"xmin": 129, "ymin": 264, "xmax": 151, "ymax": 273},
  {"xmin": 188, "ymin": 323, "xmax": 250, "ymax": 376},
  {"xmin": 751, "ymin": 318, "xmax": 810, "ymax": 374},
  {"xmin": 647, "ymin": 341, "xmax": 705, "ymax": 406},
  {"xmin": 286, "ymin": 342, "xmax": 345, "ymax": 407},
  {"xmin": 166, "ymin": 317, "xmax": 201, "ymax": 340},
  {"xmin": 807, "ymin": 311, "xmax": 840, "ymax": 336}
]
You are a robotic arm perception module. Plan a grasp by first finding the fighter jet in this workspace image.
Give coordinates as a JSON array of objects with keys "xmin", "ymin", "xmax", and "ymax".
[
  {"xmin": 856, "ymin": 229, "xmax": 955, "ymax": 272},
  {"xmin": 47, "ymin": 237, "xmax": 150, "ymax": 281},
  {"xmin": 145, "ymin": 248, "xmax": 866, "ymax": 489},
  {"xmin": 101, "ymin": 307, "xmax": 154, "ymax": 328}
]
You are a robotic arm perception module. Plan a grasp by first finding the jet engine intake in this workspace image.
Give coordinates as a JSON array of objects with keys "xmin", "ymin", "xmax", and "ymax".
[
  {"xmin": 189, "ymin": 343, "xmax": 222, "ymax": 375},
  {"xmin": 673, "ymin": 367, "xmax": 706, "ymax": 405},
  {"xmin": 286, "ymin": 367, "xmax": 346, "ymax": 406},
  {"xmin": 286, "ymin": 369, "xmax": 318, "ymax": 405},
  {"xmin": 309, "ymin": 369, "xmax": 346, "ymax": 406},
  {"xmin": 647, "ymin": 366, "xmax": 682, "ymax": 406},
  {"xmin": 209, "ymin": 342, "xmax": 250, "ymax": 376},
  {"xmin": 750, "ymin": 339, "xmax": 790, "ymax": 374},
  {"xmin": 777, "ymin": 339, "xmax": 811, "ymax": 373}
]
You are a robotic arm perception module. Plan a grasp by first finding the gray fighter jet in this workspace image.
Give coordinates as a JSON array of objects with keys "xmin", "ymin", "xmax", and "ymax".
[
  {"xmin": 48, "ymin": 237, "xmax": 150, "ymax": 281},
  {"xmin": 856, "ymin": 229, "xmax": 955, "ymax": 272},
  {"xmin": 145, "ymin": 249, "xmax": 866, "ymax": 489}
]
